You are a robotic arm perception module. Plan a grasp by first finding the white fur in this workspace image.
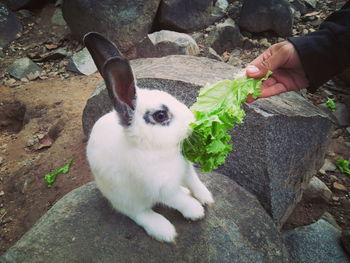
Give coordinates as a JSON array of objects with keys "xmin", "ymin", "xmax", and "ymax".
[{"xmin": 87, "ymin": 88, "xmax": 214, "ymax": 243}]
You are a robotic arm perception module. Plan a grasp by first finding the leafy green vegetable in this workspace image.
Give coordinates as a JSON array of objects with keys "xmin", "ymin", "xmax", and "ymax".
[
  {"xmin": 44, "ymin": 158, "xmax": 74, "ymax": 188},
  {"xmin": 182, "ymin": 71, "xmax": 272, "ymax": 172},
  {"xmin": 336, "ymin": 158, "xmax": 350, "ymax": 175},
  {"xmin": 326, "ymin": 98, "xmax": 336, "ymax": 112}
]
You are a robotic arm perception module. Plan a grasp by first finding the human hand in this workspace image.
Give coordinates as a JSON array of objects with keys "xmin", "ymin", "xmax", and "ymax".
[{"xmin": 245, "ymin": 41, "xmax": 309, "ymax": 102}]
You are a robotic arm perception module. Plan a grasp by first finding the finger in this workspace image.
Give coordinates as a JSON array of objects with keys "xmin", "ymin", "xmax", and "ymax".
[
  {"xmin": 246, "ymin": 94, "xmax": 255, "ymax": 103},
  {"xmin": 260, "ymin": 83, "xmax": 289, "ymax": 98},
  {"xmin": 262, "ymin": 77, "xmax": 277, "ymax": 88}
]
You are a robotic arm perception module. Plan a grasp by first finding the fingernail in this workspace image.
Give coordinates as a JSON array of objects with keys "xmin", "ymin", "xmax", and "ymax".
[{"xmin": 246, "ymin": 65, "xmax": 260, "ymax": 73}]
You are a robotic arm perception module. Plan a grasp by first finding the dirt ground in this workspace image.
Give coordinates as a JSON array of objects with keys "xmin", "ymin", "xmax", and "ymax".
[{"xmin": 0, "ymin": 1, "xmax": 350, "ymax": 256}]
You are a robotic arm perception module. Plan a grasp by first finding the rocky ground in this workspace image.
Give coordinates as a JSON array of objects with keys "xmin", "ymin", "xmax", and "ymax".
[{"xmin": 0, "ymin": 0, "xmax": 349, "ymax": 256}]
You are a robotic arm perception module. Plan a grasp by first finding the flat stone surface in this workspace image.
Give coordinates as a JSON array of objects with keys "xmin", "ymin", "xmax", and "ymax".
[
  {"xmin": 1, "ymin": 172, "xmax": 291, "ymax": 263},
  {"xmin": 283, "ymin": 219, "xmax": 350, "ymax": 263}
]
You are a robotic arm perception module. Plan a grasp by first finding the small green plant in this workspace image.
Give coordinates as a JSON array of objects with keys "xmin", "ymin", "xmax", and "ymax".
[
  {"xmin": 336, "ymin": 158, "xmax": 350, "ymax": 175},
  {"xmin": 44, "ymin": 158, "xmax": 74, "ymax": 188},
  {"xmin": 326, "ymin": 98, "xmax": 336, "ymax": 112},
  {"xmin": 182, "ymin": 71, "xmax": 272, "ymax": 172}
]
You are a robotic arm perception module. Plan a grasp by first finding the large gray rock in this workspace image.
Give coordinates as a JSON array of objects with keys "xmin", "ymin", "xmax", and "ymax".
[
  {"xmin": 8, "ymin": 57, "xmax": 42, "ymax": 80},
  {"xmin": 67, "ymin": 47, "xmax": 97, "ymax": 75},
  {"xmin": 205, "ymin": 18, "xmax": 244, "ymax": 54},
  {"xmin": 238, "ymin": 0, "xmax": 293, "ymax": 37},
  {"xmin": 223, "ymin": 92, "xmax": 333, "ymax": 227},
  {"xmin": 157, "ymin": 0, "xmax": 226, "ymax": 33},
  {"xmin": 283, "ymin": 219, "xmax": 350, "ymax": 263},
  {"xmin": 82, "ymin": 55, "xmax": 333, "ymax": 227},
  {"xmin": 148, "ymin": 30, "xmax": 200, "ymax": 56},
  {"xmin": 341, "ymin": 230, "xmax": 350, "ymax": 256},
  {"xmin": 0, "ymin": 0, "xmax": 48, "ymax": 10},
  {"xmin": 62, "ymin": 0, "xmax": 161, "ymax": 57},
  {"xmin": 0, "ymin": 3, "xmax": 22, "ymax": 48},
  {"xmin": 1, "ymin": 173, "xmax": 291, "ymax": 263}
]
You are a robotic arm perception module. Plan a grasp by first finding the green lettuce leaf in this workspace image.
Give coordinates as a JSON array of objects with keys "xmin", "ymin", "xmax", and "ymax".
[
  {"xmin": 182, "ymin": 71, "xmax": 272, "ymax": 172},
  {"xmin": 326, "ymin": 98, "xmax": 336, "ymax": 112},
  {"xmin": 44, "ymin": 158, "xmax": 74, "ymax": 188},
  {"xmin": 336, "ymin": 158, "xmax": 350, "ymax": 175}
]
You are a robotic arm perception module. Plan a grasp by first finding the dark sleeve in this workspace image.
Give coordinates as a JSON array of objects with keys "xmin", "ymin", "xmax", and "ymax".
[{"xmin": 288, "ymin": 1, "xmax": 350, "ymax": 92}]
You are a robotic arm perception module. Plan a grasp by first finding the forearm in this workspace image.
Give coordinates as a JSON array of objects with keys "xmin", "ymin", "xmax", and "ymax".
[{"xmin": 288, "ymin": 1, "xmax": 350, "ymax": 92}]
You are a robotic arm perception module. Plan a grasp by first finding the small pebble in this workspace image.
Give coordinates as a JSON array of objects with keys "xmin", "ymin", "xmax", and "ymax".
[
  {"xmin": 26, "ymin": 139, "xmax": 35, "ymax": 147},
  {"xmin": 332, "ymin": 196, "xmax": 340, "ymax": 201},
  {"xmin": 333, "ymin": 182, "xmax": 348, "ymax": 192}
]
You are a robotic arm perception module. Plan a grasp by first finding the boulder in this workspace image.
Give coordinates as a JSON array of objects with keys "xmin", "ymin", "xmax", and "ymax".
[
  {"xmin": 0, "ymin": 0, "xmax": 48, "ymax": 10},
  {"xmin": 62, "ymin": 0, "xmax": 161, "ymax": 56},
  {"xmin": 302, "ymin": 176, "xmax": 332, "ymax": 203},
  {"xmin": 0, "ymin": 173, "xmax": 291, "ymax": 263},
  {"xmin": 0, "ymin": 3, "xmax": 22, "ymax": 48},
  {"xmin": 283, "ymin": 219, "xmax": 350, "ymax": 263},
  {"xmin": 67, "ymin": 48, "xmax": 97, "ymax": 75},
  {"xmin": 148, "ymin": 30, "xmax": 200, "ymax": 56},
  {"xmin": 223, "ymin": 92, "xmax": 332, "ymax": 227},
  {"xmin": 238, "ymin": 0, "xmax": 293, "ymax": 37},
  {"xmin": 205, "ymin": 18, "xmax": 244, "ymax": 54},
  {"xmin": 8, "ymin": 57, "xmax": 42, "ymax": 80},
  {"xmin": 82, "ymin": 55, "xmax": 333, "ymax": 227},
  {"xmin": 157, "ymin": 0, "xmax": 226, "ymax": 33},
  {"xmin": 341, "ymin": 230, "xmax": 350, "ymax": 256}
]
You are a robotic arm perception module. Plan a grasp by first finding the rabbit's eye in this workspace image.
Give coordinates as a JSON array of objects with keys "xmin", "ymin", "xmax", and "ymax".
[{"xmin": 152, "ymin": 110, "xmax": 169, "ymax": 123}]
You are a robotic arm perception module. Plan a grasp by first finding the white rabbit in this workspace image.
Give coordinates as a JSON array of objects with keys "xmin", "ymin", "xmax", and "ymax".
[{"xmin": 84, "ymin": 32, "xmax": 214, "ymax": 243}]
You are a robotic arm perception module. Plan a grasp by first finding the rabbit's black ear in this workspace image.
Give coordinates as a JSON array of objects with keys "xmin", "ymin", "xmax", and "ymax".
[
  {"xmin": 103, "ymin": 57, "xmax": 136, "ymax": 126},
  {"xmin": 83, "ymin": 32, "xmax": 123, "ymax": 76}
]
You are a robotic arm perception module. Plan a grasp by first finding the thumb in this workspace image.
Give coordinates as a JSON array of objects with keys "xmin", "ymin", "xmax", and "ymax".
[{"xmin": 246, "ymin": 64, "xmax": 268, "ymax": 78}]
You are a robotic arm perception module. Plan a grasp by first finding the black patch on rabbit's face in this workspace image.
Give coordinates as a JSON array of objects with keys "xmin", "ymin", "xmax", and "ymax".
[{"xmin": 143, "ymin": 105, "xmax": 172, "ymax": 126}]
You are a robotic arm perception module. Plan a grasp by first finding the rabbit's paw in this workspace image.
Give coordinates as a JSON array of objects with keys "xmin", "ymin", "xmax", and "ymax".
[
  {"xmin": 193, "ymin": 186, "xmax": 214, "ymax": 206},
  {"xmin": 135, "ymin": 211, "xmax": 177, "ymax": 243},
  {"xmin": 145, "ymin": 218, "xmax": 177, "ymax": 243},
  {"xmin": 181, "ymin": 199, "xmax": 205, "ymax": 221}
]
